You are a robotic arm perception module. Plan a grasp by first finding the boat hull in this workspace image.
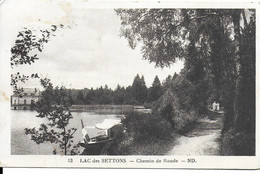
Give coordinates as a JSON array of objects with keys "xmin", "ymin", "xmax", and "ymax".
[{"xmin": 80, "ymin": 139, "xmax": 113, "ymax": 155}]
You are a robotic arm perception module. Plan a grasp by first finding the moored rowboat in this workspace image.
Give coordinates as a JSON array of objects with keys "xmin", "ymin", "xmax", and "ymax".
[{"xmin": 79, "ymin": 118, "xmax": 122, "ymax": 155}]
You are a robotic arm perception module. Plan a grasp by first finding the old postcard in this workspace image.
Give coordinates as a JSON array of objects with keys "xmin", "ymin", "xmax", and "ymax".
[{"xmin": 0, "ymin": 0, "xmax": 259, "ymax": 169}]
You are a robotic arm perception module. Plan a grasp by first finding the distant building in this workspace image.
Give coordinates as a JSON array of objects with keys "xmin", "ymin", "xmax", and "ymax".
[{"xmin": 11, "ymin": 88, "xmax": 41, "ymax": 110}]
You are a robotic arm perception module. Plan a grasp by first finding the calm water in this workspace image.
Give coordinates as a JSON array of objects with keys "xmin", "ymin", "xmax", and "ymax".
[{"xmin": 11, "ymin": 110, "xmax": 123, "ymax": 155}]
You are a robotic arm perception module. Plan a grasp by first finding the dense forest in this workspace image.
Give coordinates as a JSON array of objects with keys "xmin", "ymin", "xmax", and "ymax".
[{"xmin": 59, "ymin": 73, "xmax": 176, "ymax": 106}]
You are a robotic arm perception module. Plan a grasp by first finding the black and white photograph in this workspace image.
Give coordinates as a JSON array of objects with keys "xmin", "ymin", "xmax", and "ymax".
[{"xmin": 0, "ymin": 0, "xmax": 259, "ymax": 169}]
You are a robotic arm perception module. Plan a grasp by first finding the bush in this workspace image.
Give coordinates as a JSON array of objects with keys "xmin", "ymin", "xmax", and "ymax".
[
  {"xmin": 221, "ymin": 128, "xmax": 255, "ymax": 156},
  {"xmin": 154, "ymin": 89, "xmax": 199, "ymax": 133},
  {"xmin": 101, "ymin": 111, "xmax": 172, "ymax": 155},
  {"xmin": 172, "ymin": 109, "xmax": 198, "ymax": 133},
  {"xmin": 122, "ymin": 111, "xmax": 172, "ymax": 143}
]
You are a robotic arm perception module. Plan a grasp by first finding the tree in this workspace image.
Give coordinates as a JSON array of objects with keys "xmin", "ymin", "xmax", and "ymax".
[
  {"xmin": 65, "ymin": 89, "xmax": 74, "ymax": 106},
  {"xmin": 76, "ymin": 90, "xmax": 85, "ymax": 105},
  {"xmin": 10, "ymin": 25, "xmax": 80, "ymax": 155},
  {"xmin": 114, "ymin": 85, "xmax": 126, "ymax": 104},
  {"xmin": 25, "ymin": 78, "xmax": 79, "ymax": 155},
  {"xmin": 162, "ymin": 75, "xmax": 172, "ymax": 90},
  {"xmin": 230, "ymin": 10, "xmax": 255, "ymax": 132},
  {"xmin": 148, "ymin": 75, "xmax": 163, "ymax": 102},
  {"xmin": 11, "ymin": 25, "xmax": 64, "ymax": 95},
  {"xmin": 115, "ymin": 9, "xmax": 184, "ymax": 67},
  {"xmin": 85, "ymin": 88, "xmax": 96, "ymax": 104},
  {"xmin": 131, "ymin": 74, "xmax": 147, "ymax": 104},
  {"xmin": 123, "ymin": 86, "xmax": 135, "ymax": 105},
  {"xmin": 101, "ymin": 85, "xmax": 113, "ymax": 104}
]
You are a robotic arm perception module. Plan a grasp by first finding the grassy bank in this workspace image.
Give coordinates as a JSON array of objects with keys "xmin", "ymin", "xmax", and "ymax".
[{"xmin": 118, "ymin": 132, "xmax": 180, "ymax": 155}]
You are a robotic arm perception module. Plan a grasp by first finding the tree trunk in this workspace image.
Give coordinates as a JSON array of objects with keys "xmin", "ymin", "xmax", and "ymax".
[
  {"xmin": 232, "ymin": 10, "xmax": 243, "ymax": 131},
  {"xmin": 230, "ymin": 10, "xmax": 256, "ymax": 155},
  {"xmin": 64, "ymin": 127, "xmax": 67, "ymax": 155},
  {"xmin": 232, "ymin": 10, "xmax": 254, "ymax": 133}
]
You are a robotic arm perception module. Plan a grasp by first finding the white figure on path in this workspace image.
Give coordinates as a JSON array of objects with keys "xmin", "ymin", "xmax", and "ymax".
[
  {"xmin": 216, "ymin": 102, "xmax": 220, "ymax": 111},
  {"xmin": 212, "ymin": 101, "xmax": 217, "ymax": 111}
]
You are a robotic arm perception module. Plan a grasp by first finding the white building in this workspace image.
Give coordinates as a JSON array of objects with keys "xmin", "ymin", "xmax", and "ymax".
[{"xmin": 11, "ymin": 88, "xmax": 41, "ymax": 110}]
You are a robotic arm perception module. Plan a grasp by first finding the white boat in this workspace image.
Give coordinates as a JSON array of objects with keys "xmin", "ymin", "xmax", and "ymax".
[{"xmin": 79, "ymin": 119, "xmax": 122, "ymax": 154}]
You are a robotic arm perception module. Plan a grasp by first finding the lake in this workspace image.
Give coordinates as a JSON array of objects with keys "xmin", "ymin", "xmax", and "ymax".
[{"xmin": 11, "ymin": 110, "xmax": 123, "ymax": 155}]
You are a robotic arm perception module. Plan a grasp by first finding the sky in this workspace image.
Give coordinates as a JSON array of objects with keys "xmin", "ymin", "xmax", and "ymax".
[{"xmin": 5, "ymin": 1, "xmax": 184, "ymax": 89}]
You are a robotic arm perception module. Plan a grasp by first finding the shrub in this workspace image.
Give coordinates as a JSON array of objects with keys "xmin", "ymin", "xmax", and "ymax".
[
  {"xmin": 122, "ymin": 111, "xmax": 172, "ymax": 143},
  {"xmin": 101, "ymin": 111, "xmax": 172, "ymax": 155},
  {"xmin": 221, "ymin": 128, "xmax": 255, "ymax": 156},
  {"xmin": 154, "ymin": 89, "xmax": 199, "ymax": 133},
  {"xmin": 172, "ymin": 110, "xmax": 198, "ymax": 133}
]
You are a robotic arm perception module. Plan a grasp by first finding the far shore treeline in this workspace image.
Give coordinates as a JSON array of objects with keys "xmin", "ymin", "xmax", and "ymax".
[{"xmin": 58, "ymin": 73, "xmax": 175, "ymax": 107}]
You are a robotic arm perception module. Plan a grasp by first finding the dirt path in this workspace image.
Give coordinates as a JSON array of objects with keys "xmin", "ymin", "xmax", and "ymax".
[{"xmin": 167, "ymin": 111, "xmax": 224, "ymax": 156}]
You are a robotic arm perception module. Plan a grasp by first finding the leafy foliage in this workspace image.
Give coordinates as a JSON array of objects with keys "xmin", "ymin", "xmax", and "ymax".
[
  {"xmin": 153, "ymin": 74, "xmax": 198, "ymax": 132},
  {"xmin": 122, "ymin": 111, "xmax": 172, "ymax": 143},
  {"xmin": 25, "ymin": 78, "xmax": 80, "ymax": 155},
  {"xmin": 221, "ymin": 129, "xmax": 255, "ymax": 156},
  {"xmin": 11, "ymin": 72, "xmax": 39, "ymax": 96},
  {"xmin": 10, "ymin": 24, "xmax": 80, "ymax": 155},
  {"xmin": 11, "ymin": 25, "xmax": 64, "ymax": 95},
  {"xmin": 115, "ymin": 9, "xmax": 184, "ymax": 67},
  {"xmin": 11, "ymin": 26, "xmax": 56, "ymax": 67}
]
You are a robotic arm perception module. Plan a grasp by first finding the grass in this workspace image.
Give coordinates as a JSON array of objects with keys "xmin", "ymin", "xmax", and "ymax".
[{"xmin": 126, "ymin": 132, "xmax": 181, "ymax": 155}]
